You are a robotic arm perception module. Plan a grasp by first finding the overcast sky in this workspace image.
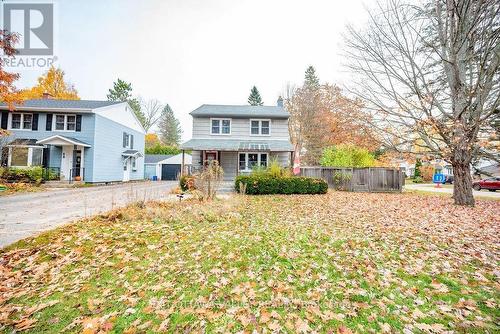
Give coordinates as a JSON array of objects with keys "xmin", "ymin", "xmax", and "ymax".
[{"xmin": 14, "ymin": 0, "xmax": 370, "ymax": 140}]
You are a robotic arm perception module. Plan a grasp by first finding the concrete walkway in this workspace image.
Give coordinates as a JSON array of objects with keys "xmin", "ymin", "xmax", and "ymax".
[
  {"xmin": 0, "ymin": 181, "xmax": 177, "ymax": 248},
  {"xmin": 404, "ymin": 183, "xmax": 500, "ymax": 199}
]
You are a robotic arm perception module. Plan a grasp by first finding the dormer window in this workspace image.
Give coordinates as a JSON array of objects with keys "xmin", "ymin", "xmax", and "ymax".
[
  {"xmin": 250, "ymin": 119, "xmax": 270, "ymax": 135},
  {"xmin": 211, "ymin": 118, "xmax": 231, "ymax": 135}
]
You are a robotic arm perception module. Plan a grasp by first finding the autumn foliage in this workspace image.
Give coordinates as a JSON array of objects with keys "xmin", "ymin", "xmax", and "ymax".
[
  {"xmin": 20, "ymin": 66, "xmax": 79, "ymax": 100},
  {"xmin": 0, "ymin": 30, "xmax": 21, "ymax": 109}
]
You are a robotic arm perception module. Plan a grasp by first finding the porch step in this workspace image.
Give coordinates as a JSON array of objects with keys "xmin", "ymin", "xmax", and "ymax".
[{"xmin": 42, "ymin": 180, "xmax": 84, "ymax": 188}]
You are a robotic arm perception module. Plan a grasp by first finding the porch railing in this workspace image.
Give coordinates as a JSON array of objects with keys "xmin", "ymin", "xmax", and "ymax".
[{"xmin": 69, "ymin": 167, "xmax": 85, "ymax": 183}]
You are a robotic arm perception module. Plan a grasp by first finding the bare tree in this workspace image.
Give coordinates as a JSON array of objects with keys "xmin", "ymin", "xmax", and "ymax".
[
  {"xmin": 139, "ymin": 98, "xmax": 163, "ymax": 133},
  {"xmin": 344, "ymin": 0, "xmax": 499, "ymax": 206}
]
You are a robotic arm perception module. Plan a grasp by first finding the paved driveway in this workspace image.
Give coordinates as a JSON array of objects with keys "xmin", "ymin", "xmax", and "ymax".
[
  {"xmin": 404, "ymin": 183, "xmax": 500, "ymax": 199},
  {"xmin": 0, "ymin": 181, "xmax": 177, "ymax": 248}
]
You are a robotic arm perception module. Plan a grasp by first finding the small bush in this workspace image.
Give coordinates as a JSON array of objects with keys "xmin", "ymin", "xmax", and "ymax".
[
  {"xmin": 179, "ymin": 175, "xmax": 195, "ymax": 192},
  {"xmin": 235, "ymin": 175, "xmax": 328, "ymax": 195},
  {"xmin": 1, "ymin": 166, "xmax": 45, "ymax": 184},
  {"xmin": 250, "ymin": 158, "xmax": 292, "ymax": 178},
  {"xmin": 413, "ymin": 176, "xmax": 424, "ymax": 183}
]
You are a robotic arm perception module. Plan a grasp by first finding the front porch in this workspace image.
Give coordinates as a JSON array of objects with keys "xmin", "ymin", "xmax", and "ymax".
[{"xmin": 35, "ymin": 135, "xmax": 91, "ymax": 182}]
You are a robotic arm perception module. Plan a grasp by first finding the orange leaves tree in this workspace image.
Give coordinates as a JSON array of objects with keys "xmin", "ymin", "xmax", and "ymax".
[
  {"xmin": 0, "ymin": 30, "xmax": 21, "ymax": 109},
  {"xmin": 287, "ymin": 67, "xmax": 380, "ymax": 165},
  {"xmin": 21, "ymin": 66, "xmax": 79, "ymax": 100}
]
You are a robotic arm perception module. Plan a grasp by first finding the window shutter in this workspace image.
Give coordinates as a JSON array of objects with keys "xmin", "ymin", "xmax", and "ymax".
[
  {"xmin": 46, "ymin": 114, "xmax": 53, "ymax": 131},
  {"xmin": 32, "ymin": 113, "xmax": 39, "ymax": 130},
  {"xmin": 0, "ymin": 112, "xmax": 7, "ymax": 130},
  {"xmin": 123, "ymin": 132, "xmax": 127, "ymax": 148},
  {"xmin": 130, "ymin": 134, "xmax": 134, "ymax": 149},
  {"xmin": 75, "ymin": 115, "xmax": 82, "ymax": 132}
]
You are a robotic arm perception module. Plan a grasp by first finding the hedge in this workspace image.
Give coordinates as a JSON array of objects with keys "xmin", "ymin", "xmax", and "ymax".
[{"xmin": 235, "ymin": 175, "xmax": 328, "ymax": 195}]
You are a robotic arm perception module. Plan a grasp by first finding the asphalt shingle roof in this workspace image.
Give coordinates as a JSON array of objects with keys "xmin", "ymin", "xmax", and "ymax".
[
  {"xmin": 0, "ymin": 99, "xmax": 123, "ymax": 110},
  {"xmin": 181, "ymin": 139, "xmax": 293, "ymax": 152},
  {"xmin": 145, "ymin": 154, "xmax": 174, "ymax": 164},
  {"xmin": 190, "ymin": 105, "xmax": 290, "ymax": 118}
]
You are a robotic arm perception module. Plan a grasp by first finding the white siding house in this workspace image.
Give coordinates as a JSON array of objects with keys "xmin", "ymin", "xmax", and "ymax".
[{"xmin": 181, "ymin": 99, "xmax": 294, "ymax": 181}]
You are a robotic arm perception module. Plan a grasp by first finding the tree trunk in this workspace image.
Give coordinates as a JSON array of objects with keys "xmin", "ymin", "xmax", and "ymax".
[{"xmin": 451, "ymin": 150, "xmax": 474, "ymax": 206}]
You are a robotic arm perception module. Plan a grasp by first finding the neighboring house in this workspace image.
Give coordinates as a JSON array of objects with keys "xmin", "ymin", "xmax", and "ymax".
[
  {"xmin": 475, "ymin": 162, "xmax": 500, "ymax": 178},
  {"xmin": 144, "ymin": 153, "xmax": 192, "ymax": 180},
  {"xmin": 181, "ymin": 99, "xmax": 294, "ymax": 181},
  {"xmin": 0, "ymin": 99, "xmax": 145, "ymax": 183}
]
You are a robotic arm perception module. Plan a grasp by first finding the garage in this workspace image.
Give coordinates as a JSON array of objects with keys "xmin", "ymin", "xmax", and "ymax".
[
  {"xmin": 144, "ymin": 153, "xmax": 192, "ymax": 180},
  {"xmin": 161, "ymin": 164, "xmax": 181, "ymax": 180}
]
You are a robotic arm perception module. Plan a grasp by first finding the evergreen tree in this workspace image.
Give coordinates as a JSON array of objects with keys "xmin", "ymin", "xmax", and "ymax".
[
  {"xmin": 414, "ymin": 159, "xmax": 422, "ymax": 179},
  {"xmin": 248, "ymin": 86, "xmax": 264, "ymax": 106},
  {"xmin": 159, "ymin": 104, "xmax": 182, "ymax": 146},
  {"xmin": 304, "ymin": 66, "xmax": 320, "ymax": 89},
  {"xmin": 107, "ymin": 78, "xmax": 146, "ymax": 128},
  {"xmin": 107, "ymin": 78, "xmax": 132, "ymax": 101}
]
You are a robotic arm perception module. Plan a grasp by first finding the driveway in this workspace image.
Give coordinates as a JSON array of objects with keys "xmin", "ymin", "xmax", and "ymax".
[
  {"xmin": 404, "ymin": 183, "xmax": 500, "ymax": 199},
  {"xmin": 0, "ymin": 181, "xmax": 177, "ymax": 248}
]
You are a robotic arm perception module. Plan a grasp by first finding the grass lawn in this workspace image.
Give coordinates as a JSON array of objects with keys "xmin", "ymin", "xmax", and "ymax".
[{"xmin": 1, "ymin": 192, "xmax": 499, "ymax": 333}]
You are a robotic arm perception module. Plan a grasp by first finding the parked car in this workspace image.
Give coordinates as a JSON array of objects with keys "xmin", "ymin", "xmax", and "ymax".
[
  {"xmin": 472, "ymin": 177, "xmax": 500, "ymax": 191},
  {"xmin": 443, "ymin": 175, "xmax": 454, "ymax": 184}
]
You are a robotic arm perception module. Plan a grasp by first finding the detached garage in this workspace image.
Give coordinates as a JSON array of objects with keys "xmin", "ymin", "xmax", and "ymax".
[{"xmin": 144, "ymin": 153, "xmax": 192, "ymax": 180}]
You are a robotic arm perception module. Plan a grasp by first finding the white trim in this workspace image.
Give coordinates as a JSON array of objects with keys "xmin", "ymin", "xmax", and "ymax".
[
  {"xmin": 210, "ymin": 118, "xmax": 232, "ymax": 135},
  {"xmin": 238, "ymin": 152, "xmax": 268, "ymax": 172},
  {"xmin": 36, "ymin": 135, "xmax": 91, "ymax": 147},
  {"xmin": 8, "ymin": 112, "xmax": 33, "ymax": 131},
  {"xmin": 52, "ymin": 114, "xmax": 77, "ymax": 132},
  {"xmin": 249, "ymin": 119, "xmax": 271, "ymax": 136}
]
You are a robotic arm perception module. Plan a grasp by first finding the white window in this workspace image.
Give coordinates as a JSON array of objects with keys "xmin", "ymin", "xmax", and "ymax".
[
  {"xmin": 239, "ymin": 152, "xmax": 268, "ymax": 171},
  {"xmin": 54, "ymin": 114, "xmax": 77, "ymax": 131},
  {"xmin": 9, "ymin": 147, "xmax": 43, "ymax": 167},
  {"xmin": 211, "ymin": 118, "xmax": 231, "ymax": 135},
  {"xmin": 10, "ymin": 113, "xmax": 32, "ymax": 130},
  {"xmin": 132, "ymin": 157, "xmax": 137, "ymax": 171},
  {"xmin": 250, "ymin": 119, "xmax": 270, "ymax": 135}
]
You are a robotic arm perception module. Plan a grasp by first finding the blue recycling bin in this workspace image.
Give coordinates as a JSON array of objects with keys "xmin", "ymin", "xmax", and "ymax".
[{"xmin": 151, "ymin": 175, "xmax": 158, "ymax": 181}]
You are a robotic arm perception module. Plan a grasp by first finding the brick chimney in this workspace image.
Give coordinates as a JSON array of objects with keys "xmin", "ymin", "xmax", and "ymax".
[
  {"xmin": 42, "ymin": 92, "xmax": 54, "ymax": 99},
  {"xmin": 277, "ymin": 96, "xmax": 283, "ymax": 107}
]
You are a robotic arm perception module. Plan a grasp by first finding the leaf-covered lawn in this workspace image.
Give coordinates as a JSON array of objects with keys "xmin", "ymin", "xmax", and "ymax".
[{"xmin": 1, "ymin": 192, "xmax": 499, "ymax": 333}]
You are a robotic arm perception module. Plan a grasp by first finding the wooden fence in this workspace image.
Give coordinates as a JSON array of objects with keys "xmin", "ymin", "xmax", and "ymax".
[{"xmin": 300, "ymin": 167, "xmax": 404, "ymax": 192}]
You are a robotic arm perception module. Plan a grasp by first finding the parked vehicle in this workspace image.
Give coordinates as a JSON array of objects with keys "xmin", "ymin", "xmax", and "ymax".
[
  {"xmin": 472, "ymin": 177, "xmax": 500, "ymax": 191},
  {"xmin": 443, "ymin": 175, "xmax": 454, "ymax": 184}
]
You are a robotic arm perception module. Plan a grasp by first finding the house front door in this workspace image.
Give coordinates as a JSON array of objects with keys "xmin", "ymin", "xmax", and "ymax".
[
  {"xmin": 72, "ymin": 150, "xmax": 82, "ymax": 178},
  {"xmin": 123, "ymin": 158, "xmax": 131, "ymax": 182},
  {"xmin": 60, "ymin": 146, "xmax": 73, "ymax": 180},
  {"xmin": 205, "ymin": 152, "xmax": 217, "ymax": 165}
]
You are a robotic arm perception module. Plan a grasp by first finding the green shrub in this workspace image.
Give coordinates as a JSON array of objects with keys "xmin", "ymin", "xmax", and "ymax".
[
  {"xmin": 250, "ymin": 158, "xmax": 292, "ymax": 178},
  {"xmin": 235, "ymin": 175, "xmax": 328, "ymax": 195},
  {"xmin": 1, "ymin": 166, "xmax": 45, "ymax": 184},
  {"xmin": 413, "ymin": 176, "xmax": 424, "ymax": 183},
  {"xmin": 320, "ymin": 144, "xmax": 375, "ymax": 167},
  {"xmin": 145, "ymin": 144, "xmax": 181, "ymax": 155}
]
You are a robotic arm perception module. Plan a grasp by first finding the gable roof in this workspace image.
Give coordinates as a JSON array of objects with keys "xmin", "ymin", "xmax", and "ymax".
[
  {"xmin": 0, "ymin": 99, "xmax": 123, "ymax": 111},
  {"xmin": 190, "ymin": 104, "xmax": 289, "ymax": 119},
  {"xmin": 145, "ymin": 154, "xmax": 174, "ymax": 164}
]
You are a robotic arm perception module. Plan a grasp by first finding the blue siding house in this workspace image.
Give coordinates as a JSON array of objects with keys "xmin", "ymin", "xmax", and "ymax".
[{"xmin": 0, "ymin": 99, "xmax": 145, "ymax": 183}]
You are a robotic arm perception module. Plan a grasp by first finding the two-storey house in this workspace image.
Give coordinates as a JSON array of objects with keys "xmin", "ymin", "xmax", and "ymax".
[
  {"xmin": 0, "ymin": 99, "xmax": 145, "ymax": 183},
  {"xmin": 181, "ymin": 98, "xmax": 294, "ymax": 180}
]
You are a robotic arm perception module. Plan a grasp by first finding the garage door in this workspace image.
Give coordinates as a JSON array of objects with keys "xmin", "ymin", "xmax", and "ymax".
[{"xmin": 161, "ymin": 164, "xmax": 181, "ymax": 180}]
